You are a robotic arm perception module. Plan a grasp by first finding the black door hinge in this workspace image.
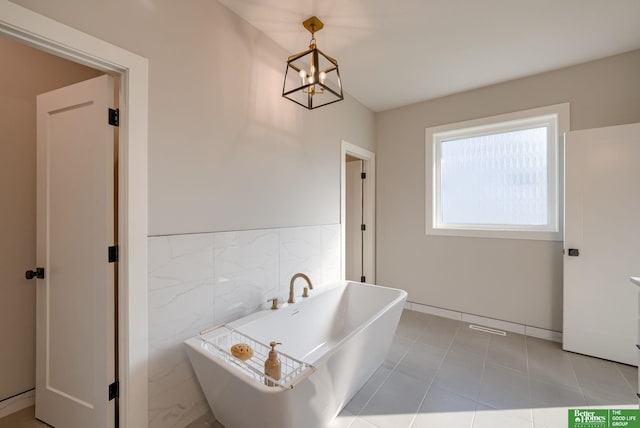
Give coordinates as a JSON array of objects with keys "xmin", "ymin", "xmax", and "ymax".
[
  {"xmin": 108, "ymin": 245, "xmax": 119, "ymax": 263},
  {"xmin": 360, "ymin": 224, "xmax": 366, "ymax": 231},
  {"xmin": 360, "ymin": 172, "xmax": 366, "ymax": 179},
  {"xmin": 108, "ymin": 380, "xmax": 119, "ymax": 401},
  {"xmin": 360, "ymin": 276, "xmax": 366, "ymax": 283},
  {"xmin": 108, "ymin": 108, "xmax": 119, "ymax": 127}
]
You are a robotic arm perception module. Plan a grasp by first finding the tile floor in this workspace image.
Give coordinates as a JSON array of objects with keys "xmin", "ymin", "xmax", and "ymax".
[
  {"xmin": 0, "ymin": 406, "xmax": 50, "ymax": 428},
  {"xmin": 334, "ymin": 310, "xmax": 639, "ymax": 428},
  {"xmin": 3, "ymin": 309, "xmax": 638, "ymax": 428}
]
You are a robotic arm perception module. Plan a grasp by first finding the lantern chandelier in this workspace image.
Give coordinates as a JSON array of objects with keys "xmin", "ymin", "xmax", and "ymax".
[{"xmin": 282, "ymin": 16, "xmax": 344, "ymax": 110}]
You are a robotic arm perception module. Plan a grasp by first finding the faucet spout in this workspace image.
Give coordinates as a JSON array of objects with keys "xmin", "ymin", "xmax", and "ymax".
[{"xmin": 288, "ymin": 273, "xmax": 313, "ymax": 304}]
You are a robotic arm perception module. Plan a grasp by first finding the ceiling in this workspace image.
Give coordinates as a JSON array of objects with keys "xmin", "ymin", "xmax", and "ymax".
[{"xmin": 219, "ymin": 0, "xmax": 640, "ymax": 112}]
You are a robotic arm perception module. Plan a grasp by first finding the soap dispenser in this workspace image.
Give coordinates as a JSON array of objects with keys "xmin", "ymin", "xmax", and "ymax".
[{"xmin": 264, "ymin": 341, "xmax": 282, "ymax": 386}]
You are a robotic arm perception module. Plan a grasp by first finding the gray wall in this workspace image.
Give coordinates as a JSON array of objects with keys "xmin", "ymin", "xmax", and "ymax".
[
  {"xmin": 12, "ymin": 0, "xmax": 375, "ymax": 236},
  {"xmin": 376, "ymin": 50, "xmax": 640, "ymax": 331},
  {"xmin": 0, "ymin": 36, "xmax": 102, "ymax": 401}
]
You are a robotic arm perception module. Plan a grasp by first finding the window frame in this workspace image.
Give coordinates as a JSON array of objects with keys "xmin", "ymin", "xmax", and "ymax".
[{"xmin": 426, "ymin": 103, "xmax": 569, "ymax": 241}]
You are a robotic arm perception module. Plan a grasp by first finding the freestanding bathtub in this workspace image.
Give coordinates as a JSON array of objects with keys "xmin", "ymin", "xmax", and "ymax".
[{"xmin": 184, "ymin": 280, "xmax": 407, "ymax": 428}]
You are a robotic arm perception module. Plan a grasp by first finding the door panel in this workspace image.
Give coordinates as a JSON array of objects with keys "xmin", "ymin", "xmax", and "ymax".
[
  {"xmin": 346, "ymin": 160, "xmax": 363, "ymax": 281},
  {"xmin": 36, "ymin": 75, "xmax": 115, "ymax": 427},
  {"xmin": 563, "ymin": 123, "xmax": 640, "ymax": 365}
]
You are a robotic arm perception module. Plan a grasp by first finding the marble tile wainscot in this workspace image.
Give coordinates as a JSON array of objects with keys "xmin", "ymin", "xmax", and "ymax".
[{"xmin": 147, "ymin": 224, "xmax": 341, "ymax": 428}]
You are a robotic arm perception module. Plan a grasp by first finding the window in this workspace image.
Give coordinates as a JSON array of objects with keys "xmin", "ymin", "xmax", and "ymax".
[{"xmin": 427, "ymin": 103, "xmax": 569, "ymax": 240}]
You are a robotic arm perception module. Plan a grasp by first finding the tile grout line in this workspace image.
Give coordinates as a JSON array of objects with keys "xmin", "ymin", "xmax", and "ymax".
[
  {"xmin": 407, "ymin": 318, "xmax": 463, "ymax": 428},
  {"xmin": 471, "ymin": 326, "xmax": 493, "ymax": 427},
  {"xmin": 566, "ymin": 352, "xmax": 590, "ymax": 407},
  {"xmin": 524, "ymin": 334, "xmax": 535, "ymax": 427},
  {"xmin": 614, "ymin": 364, "xmax": 638, "ymax": 397}
]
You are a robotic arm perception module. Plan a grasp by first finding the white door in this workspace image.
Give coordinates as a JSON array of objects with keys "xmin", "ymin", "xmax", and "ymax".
[
  {"xmin": 35, "ymin": 75, "xmax": 116, "ymax": 427},
  {"xmin": 563, "ymin": 122, "xmax": 640, "ymax": 365},
  {"xmin": 346, "ymin": 159, "xmax": 363, "ymax": 281}
]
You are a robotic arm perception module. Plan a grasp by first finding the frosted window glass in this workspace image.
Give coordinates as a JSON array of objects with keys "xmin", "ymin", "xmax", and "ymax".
[{"xmin": 440, "ymin": 127, "xmax": 548, "ymax": 226}]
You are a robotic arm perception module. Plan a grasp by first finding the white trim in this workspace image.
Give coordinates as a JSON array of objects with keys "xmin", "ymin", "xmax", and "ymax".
[
  {"xmin": 524, "ymin": 325, "xmax": 563, "ymax": 342},
  {"xmin": 426, "ymin": 103, "xmax": 569, "ymax": 241},
  {"xmin": 0, "ymin": 3, "xmax": 149, "ymax": 427},
  {"xmin": 406, "ymin": 301, "xmax": 462, "ymax": 321},
  {"xmin": 407, "ymin": 301, "xmax": 563, "ymax": 343},
  {"xmin": 0, "ymin": 390, "xmax": 35, "ymax": 419},
  {"xmin": 340, "ymin": 141, "xmax": 376, "ymax": 284}
]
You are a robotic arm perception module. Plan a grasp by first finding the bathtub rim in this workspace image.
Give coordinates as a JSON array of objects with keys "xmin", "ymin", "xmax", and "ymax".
[
  {"xmin": 184, "ymin": 280, "xmax": 407, "ymax": 393},
  {"xmin": 226, "ymin": 280, "xmax": 407, "ymax": 333}
]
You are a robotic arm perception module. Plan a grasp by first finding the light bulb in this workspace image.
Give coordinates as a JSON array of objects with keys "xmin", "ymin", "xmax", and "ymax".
[
  {"xmin": 309, "ymin": 76, "xmax": 315, "ymax": 84},
  {"xmin": 319, "ymin": 71, "xmax": 327, "ymax": 83},
  {"xmin": 298, "ymin": 69, "xmax": 306, "ymax": 79}
]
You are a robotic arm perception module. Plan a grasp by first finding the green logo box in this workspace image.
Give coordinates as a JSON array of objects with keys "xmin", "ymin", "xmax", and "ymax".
[{"xmin": 569, "ymin": 409, "xmax": 640, "ymax": 428}]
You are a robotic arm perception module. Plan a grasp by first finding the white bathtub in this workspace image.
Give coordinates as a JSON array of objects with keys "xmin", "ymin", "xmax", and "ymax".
[{"xmin": 184, "ymin": 280, "xmax": 407, "ymax": 428}]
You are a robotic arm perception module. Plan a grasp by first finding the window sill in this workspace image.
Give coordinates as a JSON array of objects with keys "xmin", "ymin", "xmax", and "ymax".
[{"xmin": 425, "ymin": 226, "xmax": 562, "ymax": 241}]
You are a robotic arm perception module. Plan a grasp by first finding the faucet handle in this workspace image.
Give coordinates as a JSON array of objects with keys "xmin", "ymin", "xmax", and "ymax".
[
  {"xmin": 268, "ymin": 297, "xmax": 279, "ymax": 310},
  {"xmin": 302, "ymin": 287, "xmax": 309, "ymax": 298}
]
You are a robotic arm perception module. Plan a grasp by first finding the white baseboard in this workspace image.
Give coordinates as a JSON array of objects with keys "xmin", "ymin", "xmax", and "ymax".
[
  {"xmin": 406, "ymin": 301, "xmax": 462, "ymax": 321},
  {"xmin": 407, "ymin": 301, "xmax": 563, "ymax": 343},
  {"xmin": 524, "ymin": 325, "xmax": 563, "ymax": 342},
  {"xmin": 0, "ymin": 389, "xmax": 35, "ymax": 419}
]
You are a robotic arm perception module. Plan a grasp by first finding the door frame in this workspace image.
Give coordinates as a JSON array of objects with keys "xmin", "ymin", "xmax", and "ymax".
[
  {"xmin": 341, "ymin": 140, "xmax": 376, "ymax": 284},
  {"xmin": 0, "ymin": 2, "xmax": 149, "ymax": 427}
]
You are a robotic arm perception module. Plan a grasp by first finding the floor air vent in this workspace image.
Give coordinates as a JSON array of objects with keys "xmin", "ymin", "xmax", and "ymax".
[{"xmin": 469, "ymin": 324, "xmax": 506, "ymax": 336}]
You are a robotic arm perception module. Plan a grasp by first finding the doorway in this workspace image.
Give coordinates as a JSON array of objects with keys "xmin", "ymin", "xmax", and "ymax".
[
  {"xmin": 0, "ymin": 33, "xmax": 104, "ymax": 416},
  {"xmin": 341, "ymin": 141, "xmax": 375, "ymax": 284},
  {"xmin": 0, "ymin": 2, "xmax": 149, "ymax": 427}
]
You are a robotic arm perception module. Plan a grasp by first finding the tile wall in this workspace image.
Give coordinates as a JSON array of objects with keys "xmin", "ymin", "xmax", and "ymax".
[{"xmin": 147, "ymin": 224, "xmax": 341, "ymax": 427}]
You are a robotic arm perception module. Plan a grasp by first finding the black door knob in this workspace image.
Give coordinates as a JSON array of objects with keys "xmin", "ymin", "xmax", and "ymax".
[{"xmin": 25, "ymin": 268, "xmax": 45, "ymax": 280}]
